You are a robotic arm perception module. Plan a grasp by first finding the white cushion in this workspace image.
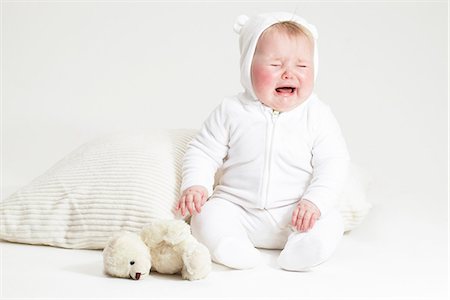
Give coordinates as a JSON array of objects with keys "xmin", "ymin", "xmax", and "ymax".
[
  {"xmin": 1, "ymin": 130, "xmax": 194, "ymax": 249},
  {"xmin": 0, "ymin": 129, "xmax": 371, "ymax": 249},
  {"xmin": 338, "ymin": 164, "xmax": 372, "ymax": 231}
]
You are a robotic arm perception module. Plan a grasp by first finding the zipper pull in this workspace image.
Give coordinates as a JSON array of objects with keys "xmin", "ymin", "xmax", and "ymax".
[{"xmin": 272, "ymin": 109, "xmax": 280, "ymax": 119}]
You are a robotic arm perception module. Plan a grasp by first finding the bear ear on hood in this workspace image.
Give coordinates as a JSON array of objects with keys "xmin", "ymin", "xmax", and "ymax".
[
  {"xmin": 233, "ymin": 13, "xmax": 318, "ymax": 39},
  {"xmin": 233, "ymin": 15, "xmax": 249, "ymax": 34}
]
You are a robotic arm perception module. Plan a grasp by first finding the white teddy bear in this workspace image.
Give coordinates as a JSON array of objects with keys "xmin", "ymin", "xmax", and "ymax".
[
  {"xmin": 140, "ymin": 219, "xmax": 212, "ymax": 280},
  {"xmin": 103, "ymin": 219, "xmax": 211, "ymax": 281}
]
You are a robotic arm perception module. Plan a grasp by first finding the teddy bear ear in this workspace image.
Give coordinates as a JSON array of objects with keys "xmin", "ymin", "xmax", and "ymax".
[
  {"xmin": 104, "ymin": 231, "xmax": 125, "ymax": 247},
  {"xmin": 233, "ymin": 14, "xmax": 249, "ymax": 34}
]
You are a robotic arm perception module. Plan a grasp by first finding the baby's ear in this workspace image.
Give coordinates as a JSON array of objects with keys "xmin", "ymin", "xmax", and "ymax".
[{"xmin": 233, "ymin": 15, "xmax": 249, "ymax": 34}]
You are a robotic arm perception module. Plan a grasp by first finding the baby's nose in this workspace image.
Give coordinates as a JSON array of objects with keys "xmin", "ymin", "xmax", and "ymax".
[{"xmin": 282, "ymin": 70, "xmax": 293, "ymax": 79}]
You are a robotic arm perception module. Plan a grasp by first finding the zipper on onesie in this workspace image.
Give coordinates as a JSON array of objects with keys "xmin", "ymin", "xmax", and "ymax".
[{"xmin": 260, "ymin": 109, "xmax": 280, "ymax": 208}]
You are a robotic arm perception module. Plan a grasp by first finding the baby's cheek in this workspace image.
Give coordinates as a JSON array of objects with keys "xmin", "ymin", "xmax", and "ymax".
[
  {"xmin": 252, "ymin": 66, "xmax": 274, "ymax": 91},
  {"xmin": 301, "ymin": 72, "xmax": 315, "ymax": 93}
]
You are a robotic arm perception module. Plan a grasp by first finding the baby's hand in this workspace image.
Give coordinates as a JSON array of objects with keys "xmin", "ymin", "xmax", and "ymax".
[
  {"xmin": 291, "ymin": 199, "xmax": 321, "ymax": 233},
  {"xmin": 175, "ymin": 185, "xmax": 208, "ymax": 217}
]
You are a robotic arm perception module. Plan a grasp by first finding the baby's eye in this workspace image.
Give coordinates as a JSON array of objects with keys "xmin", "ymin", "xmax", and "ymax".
[
  {"xmin": 270, "ymin": 64, "xmax": 281, "ymax": 67},
  {"xmin": 297, "ymin": 65, "xmax": 307, "ymax": 68}
]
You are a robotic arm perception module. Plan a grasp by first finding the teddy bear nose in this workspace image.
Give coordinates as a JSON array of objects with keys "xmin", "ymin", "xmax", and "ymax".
[{"xmin": 135, "ymin": 273, "xmax": 141, "ymax": 280}]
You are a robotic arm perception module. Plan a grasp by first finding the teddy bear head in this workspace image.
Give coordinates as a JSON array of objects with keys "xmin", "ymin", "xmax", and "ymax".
[{"xmin": 103, "ymin": 231, "xmax": 151, "ymax": 280}]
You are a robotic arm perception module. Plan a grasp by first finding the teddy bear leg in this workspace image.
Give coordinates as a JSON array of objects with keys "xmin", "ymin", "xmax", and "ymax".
[{"xmin": 181, "ymin": 243, "xmax": 212, "ymax": 280}]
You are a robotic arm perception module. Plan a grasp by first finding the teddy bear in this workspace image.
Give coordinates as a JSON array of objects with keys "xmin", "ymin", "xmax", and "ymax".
[
  {"xmin": 102, "ymin": 219, "xmax": 211, "ymax": 281},
  {"xmin": 140, "ymin": 219, "xmax": 212, "ymax": 280}
]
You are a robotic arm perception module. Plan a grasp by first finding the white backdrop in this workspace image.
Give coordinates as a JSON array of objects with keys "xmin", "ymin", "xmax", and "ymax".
[{"xmin": 2, "ymin": 1, "xmax": 448, "ymax": 220}]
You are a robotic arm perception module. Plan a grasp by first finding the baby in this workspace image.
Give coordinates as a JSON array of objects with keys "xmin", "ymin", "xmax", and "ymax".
[{"xmin": 176, "ymin": 12, "xmax": 349, "ymax": 271}]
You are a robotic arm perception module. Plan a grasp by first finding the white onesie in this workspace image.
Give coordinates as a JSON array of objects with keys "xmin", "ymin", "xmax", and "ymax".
[{"xmin": 181, "ymin": 12, "xmax": 350, "ymax": 271}]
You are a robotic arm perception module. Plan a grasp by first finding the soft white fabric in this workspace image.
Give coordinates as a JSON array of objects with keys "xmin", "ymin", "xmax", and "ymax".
[
  {"xmin": 212, "ymin": 236, "xmax": 262, "ymax": 270},
  {"xmin": 190, "ymin": 198, "xmax": 344, "ymax": 271},
  {"xmin": 181, "ymin": 95, "xmax": 350, "ymax": 217},
  {"xmin": 234, "ymin": 12, "xmax": 319, "ymax": 100},
  {"xmin": 0, "ymin": 130, "xmax": 194, "ymax": 249},
  {"xmin": 278, "ymin": 210, "xmax": 344, "ymax": 271}
]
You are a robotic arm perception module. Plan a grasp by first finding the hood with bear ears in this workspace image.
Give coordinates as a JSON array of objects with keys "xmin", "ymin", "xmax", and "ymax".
[{"xmin": 234, "ymin": 12, "xmax": 319, "ymax": 101}]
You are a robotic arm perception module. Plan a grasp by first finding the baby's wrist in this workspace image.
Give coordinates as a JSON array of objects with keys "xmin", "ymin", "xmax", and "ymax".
[{"xmin": 184, "ymin": 185, "xmax": 208, "ymax": 195}]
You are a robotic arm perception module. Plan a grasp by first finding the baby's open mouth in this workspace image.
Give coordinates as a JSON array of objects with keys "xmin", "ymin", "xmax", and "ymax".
[{"xmin": 275, "ymin": 87, "xmax": 296, "ymax": 94}]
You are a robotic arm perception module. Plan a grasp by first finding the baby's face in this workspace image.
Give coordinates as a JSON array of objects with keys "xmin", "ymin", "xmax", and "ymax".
[{"xmin": 251, "ymin": 29, "xmax": 314, "ymax": 112}]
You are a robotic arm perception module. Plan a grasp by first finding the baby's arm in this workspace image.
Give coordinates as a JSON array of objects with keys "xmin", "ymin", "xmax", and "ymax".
[
  {"xmin": 292, "ymin": 104, "xmax": 349, "ymax": 231},
  {"xmin": 176, "ymin": 101, "xmax": 229, "ymax": 216}
]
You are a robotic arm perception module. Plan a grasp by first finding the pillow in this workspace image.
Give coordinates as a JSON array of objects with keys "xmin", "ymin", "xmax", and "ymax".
[
  {"xmin": 338, "ymin": 164, "xmax": 372, "ymax": 232},
  {"xmin": 0, "ymin": 129, "xmax": 371, "ymax": 249},
  {"xmin": 0, "ymin": 130, "xmax": 195, "ymax": 249}
]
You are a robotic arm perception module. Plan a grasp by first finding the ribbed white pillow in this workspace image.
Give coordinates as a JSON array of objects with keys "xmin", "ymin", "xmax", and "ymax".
[
  {"xmin": 338, "ymin": 164, "xmax": 372, "ymax": 231},
  {"xmin": 1, "ymin": 130, "xmax": 195, "ymax": 249},
  {"xmin": 1, "ymin": 129, "xmax": 371, "ymax": 249}
]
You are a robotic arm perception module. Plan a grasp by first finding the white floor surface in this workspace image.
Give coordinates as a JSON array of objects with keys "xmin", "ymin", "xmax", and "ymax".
[{"xmin": 1, "ymin": 189, "xmax": 448, "ymax": 299}]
